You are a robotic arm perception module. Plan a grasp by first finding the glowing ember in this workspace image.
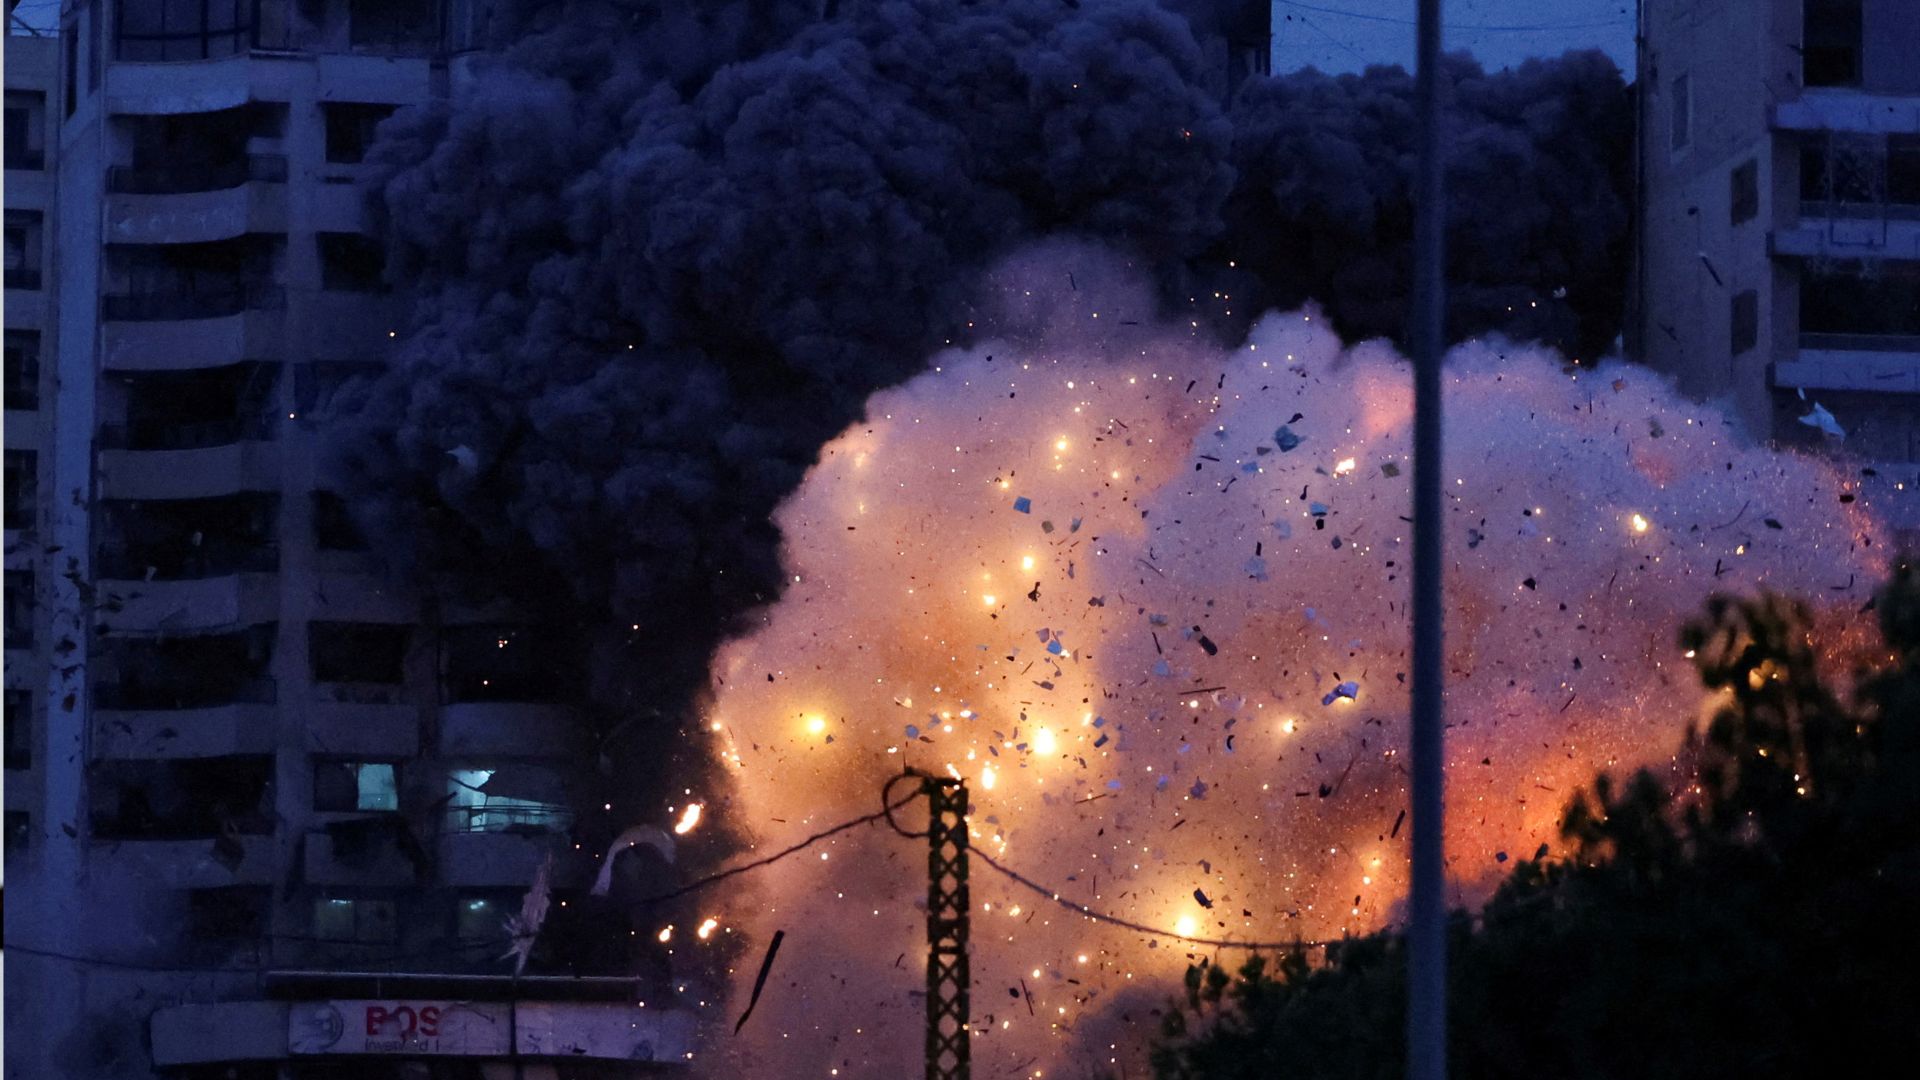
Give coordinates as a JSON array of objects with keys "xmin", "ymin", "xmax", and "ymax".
[
  {"xmin": 673, "ymin": 803, "xmax": 703, "ymax": 835},
  {"xmin": 703, "ymin": 266, "xmax": 1886, "ymax": 1076},
  {"xmin": 696, "ymin": 917, "xmax": 720, "ymax": 941},
  {"xmin": 657, "ymin": 925, "xmax": 672, "ymax": 944}
]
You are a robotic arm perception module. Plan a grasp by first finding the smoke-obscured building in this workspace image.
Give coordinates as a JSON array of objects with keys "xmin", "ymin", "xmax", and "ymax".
[
  {"xmin": 1633, "ymin": 0, "xmax": 1920, "ymax": 539},
  {"xmin": 4, "ymin": 3, "xmax": 694, "ymax": 1078}
]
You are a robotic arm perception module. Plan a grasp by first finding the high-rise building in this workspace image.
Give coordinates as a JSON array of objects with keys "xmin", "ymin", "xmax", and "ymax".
[
  {"xmin": 4, "ymin": 4, "xmax": 694, "ymax": 1077},
  {"xmin": 1633, "ymin": 0, "xmax": 1920, "ymax": 541}
]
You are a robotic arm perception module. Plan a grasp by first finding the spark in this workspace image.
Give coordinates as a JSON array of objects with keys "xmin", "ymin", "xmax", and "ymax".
[
  {"xmin": 674, "ymin": 803, "xmax": 704, "ymax": 835},
  {"xmin": 696, "ymin": 918, "xmax": 720, "ymax": 940}
]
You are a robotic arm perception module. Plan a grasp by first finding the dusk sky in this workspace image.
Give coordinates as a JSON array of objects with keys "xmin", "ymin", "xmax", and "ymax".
[{"xmin": 1270, "ymin": 0, "xmax": 1636, "ymax": 74}]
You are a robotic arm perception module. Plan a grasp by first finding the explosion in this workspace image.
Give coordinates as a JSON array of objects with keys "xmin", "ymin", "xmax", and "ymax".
[{"xmin": 696, "ymin": 256, "xmax": 1887, "ymax": 1076}]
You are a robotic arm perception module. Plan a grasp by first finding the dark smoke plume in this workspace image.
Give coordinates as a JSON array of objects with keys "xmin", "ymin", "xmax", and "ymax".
[{"xmin": 327, "ymin": 0, "xmax": 1629, "ymax": 788}]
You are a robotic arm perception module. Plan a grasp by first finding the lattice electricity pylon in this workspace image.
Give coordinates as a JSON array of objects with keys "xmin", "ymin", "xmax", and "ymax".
[{"xmin": 924, "ymin": 777, "xmax": 971, "ymax": 1080}]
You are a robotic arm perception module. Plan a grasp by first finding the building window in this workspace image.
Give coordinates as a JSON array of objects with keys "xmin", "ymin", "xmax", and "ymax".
[
  {"xmin": 314, "ymin": 761, "xmax": 401, "ymax": 813},
  {"xmin": 455, "ymin": 896, "xmax": 502, "ymax": 940},
  {"xmin": 5, "ymin": 330, "xmax": 40, "ymax": 411},
  {"xmin": 313, "ymin": 492, "xmax": 369, "ymax": 550},
  {"xmin": 309, "ymin": 622, "xmax": 409, "ymax": 685},
  {"xmin": 1804, "ymin": 0, "xmax": 1863, "ymax": 88},
  {"xmin": 3, "ymin": 689, "xmax": 29, "ymax": 769},
  {"xmin": 115, "ymin": 0, "xmax": 252, "ymax": 62},
  {"xmin": 1731, "ymin": 289, "xmax": 1759, "ymax": 356},
  {"xmin": 4, "ymin": 91, "xmax": 47, "ymax": 171},
  {"xmin": 1669, "ymin": 74, "xmax": 1691, "ymax": 154},
  {"xmin": 1802, "ymin": 261, "xmax": 1920, "ymax": 338},
  {"xmin": 312, "ymin": 896, "xmax": 398, "ymax": 944},
  {"xmin": 4, "ymin": 210, "xmax": 44, "ymax": 291},
  {"xmin": 4, "ymin": 450, "xmax": 36, "ymax": 531},
  {"xmin": 4, "ymin": 810, "xmax": 27, "ymax": 856},
  {"xmin": 4, "ymin": 570, "xmax": 33, "ymax": 650},
  {"xmin": 348, "ymin": 0, "xmax": 441, "ymax": 54},
  {"xmin": 317, "ymin": 233, "xmax": 387, "ymax": 292},
  {"xmin": 446, "ymin": 768, "xmax": 572, "ymax": 833},
  {"xmin": 63, "ymin": 22, "xmax": 77, "ymax": 118},
  {"xmin": 323, "ymin": 102, "xmax": 399, "ymax": 165},
  {"xmin": 1731, "ymin": 159, "xmax": 1759, "ymax": 225}
]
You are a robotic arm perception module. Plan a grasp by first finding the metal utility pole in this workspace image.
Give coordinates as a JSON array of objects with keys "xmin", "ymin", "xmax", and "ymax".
[
  {"xmin": 924, "ymin": 778, "xmax": 971, "ymax": 1080},
  {"xmin": 1405, "ymin": 2, "xmax": 1443, "ymax": 1076},
  {"xmin": 1408, "ymin": 3, "xmax": 1449, "ymax": 1080}
]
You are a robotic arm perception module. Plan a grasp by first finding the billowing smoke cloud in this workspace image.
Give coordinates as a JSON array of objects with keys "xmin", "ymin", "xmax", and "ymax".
[
  {"xmin": 329, "ymin": 1, "xmax": 1631, "ymax": 756},
  {"xmin": 698, "ymin": 247, "xmax": 1888, "ymax": 1076},
  {"xmin": 1213, "ymin": 49, "xmax": 1632, "ymax": 360}
]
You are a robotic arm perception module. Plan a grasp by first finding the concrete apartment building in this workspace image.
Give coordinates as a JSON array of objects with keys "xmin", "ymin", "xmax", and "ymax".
[
  {"xmin": 4, "ymin": 3, "xmax": 693, "ymax": 1077},
  {"xmin": 1634, "ymin": 0, "xmax": 1920, "ymax": 537}
]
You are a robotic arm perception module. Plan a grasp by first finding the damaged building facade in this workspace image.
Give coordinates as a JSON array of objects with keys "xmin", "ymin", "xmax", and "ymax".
[
  {"xmin": 1634, "ymin": 0, "xmax": 1920, "ymax": 541},
  {"xmin": 5, "ymin": 3, "xmax": 692, "ymax": 1078}
]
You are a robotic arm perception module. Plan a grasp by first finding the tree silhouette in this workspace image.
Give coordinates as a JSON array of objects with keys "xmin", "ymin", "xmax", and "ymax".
[{"xmin": 1150, "ymin": 558, "xmax": 1920, "ymax": 1079}]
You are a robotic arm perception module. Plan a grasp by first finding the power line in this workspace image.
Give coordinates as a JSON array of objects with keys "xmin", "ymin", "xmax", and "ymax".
[
  {"xmin": 630, "ymin": 787, "xmax": 924, "ymax": 908},
  {"xmin": 971, "ymin": 848, "xmax": 1325, "ymax": 952}
]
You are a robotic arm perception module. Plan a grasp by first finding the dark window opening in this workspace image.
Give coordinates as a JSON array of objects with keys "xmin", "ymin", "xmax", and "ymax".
[
  {"xmin": 98, "ymin": 493, "xmax": 279, "ymax": 579},
  {"xmin": 115, "ymin": 0, "xmax": 251, "ymax": 62},
  {"xmin": 1731, "ymin": 289, "xmax": 1759, "ymax": 356},
  {"xmin": 323, "ymin": 102, "xmax": 398, "ymax": 165},
  {"xmin": 5, "ymin": 811, "xmax": 27, "ymax": 856},
  {"xmin": 293, "ymin": 362, "xmax": 383, "ymax": 418},
  {"xmin": 1804, "ymin": 0, "xmax": 1863, "ymax": 88},
  {"xmin": 1802, "ymin": 261, "xmax": 1920, "ymax": 341},
  {"xmin": 4, "ymin": 689, "xmax": 29, "ymax": 769},
  {"xmin": 110, "ymin": 104, "xmax": 287, "ymax": 194},
  {"xmin": 312, "ymin": 895, "xmax": 398, "ymax": 943},
  {"xmin": 5, "ymin": 330, "xmax": 40, "ymax": 411},
  {"xmin": 90, "ymin": 755, "xmax": 274, "ymax": 839},
  {"xmin": 313, "ymin": 492, "xmax": 369, "ymax": 551},
  {"xmin": 5, "ymin": 91, "xmax": 47, "ymax": 170},
  {"xmin": 92, "ymin": 623, "xmax": 277, "ymax": 711},
  {"xmin": 63, "ymin": 22, "xmax": 77, "ymax": 118},
  {"xmin": 1731, "ymin": 159, "xmax": 1759, "ymax": 225},
  {"xmin": 103, "ymin": 237, "xmax": 283, "ymax": 322},
  {"xmin": 1669, "ymin": 74, "xmax": 1690, "ymax": 153},
  {"xmin": 4, "ymin": 450, "xmax": 37, "ymax": 531},
  {"xmin": 5, "ymin": 209, "xmax": 44, "ymax": 290},
  {"xmin": 1890, "ymin": 135, "xmax": 1920, "ymax": 206},
  {"xmin": 5, "ymin": 570, "xmax": 33, "ymax": 649},
  {"xmin": 309, "ymin": 621, "xmax": 408, "ymax": 685},
  {"xmin": 103, "ymin": 363, "xmax": 277, "ymax": 450},
  {"xmin": 317, "ymin": 232, "xmax": 387, "ymax": 293},
  {"xmin": 348, "ymin": 0, "xmax": 441, "ymax": 54},
  {"xmin": 442, "ymin": 626, "xmax": 573, "ymax": 703},
  {"xmin": 314, "ymin": 760, "xmax": 400, "ymax": 813}
]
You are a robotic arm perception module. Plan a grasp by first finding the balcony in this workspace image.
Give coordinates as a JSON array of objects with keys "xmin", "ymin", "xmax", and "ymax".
[
  {"xmin": 1777, "ymin": 203, "xmax": 1920, "ymax": 259},
  {"xmin": 438, "ymin": 830, "xmax": 579, "ymax": 889},
  {"xmin": 98, "ymin": 438, "xmax": 279, "ymax": 501},
  {"xmin": 89, "ymin": 833, "xmax": 275, "ymax": 889},
  {"xmin": 439, "ymin": 702, "xmax": 579, "ymax": 759},
  {"xmin": 1775, "ymin": 90, "xmax": 1920, "ymax": 135},
  {"xmin": 1775, "ymin": 334, "xmax": 1920, "ymax": 393},
  {"xmin": 307, "ymin": 702, "xmax": 418, "ymax": 758},
  {"xmin": 93, "ymin": 574, "xmax": 278, "ymax": 634},
  {"xmin": 107, "ymin": 165, "xmax": 289, "ymax": 245},
  {"xmin": 91, "ymin": 702, "xmax": 276, "ymax": 759},
  {"xmin": 93, "ymin": 676, "xmax": 276, "ymax": 712},
  {"xmin": 304, "ymin": 818, "xmax": 428, "ymax": 888}
]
